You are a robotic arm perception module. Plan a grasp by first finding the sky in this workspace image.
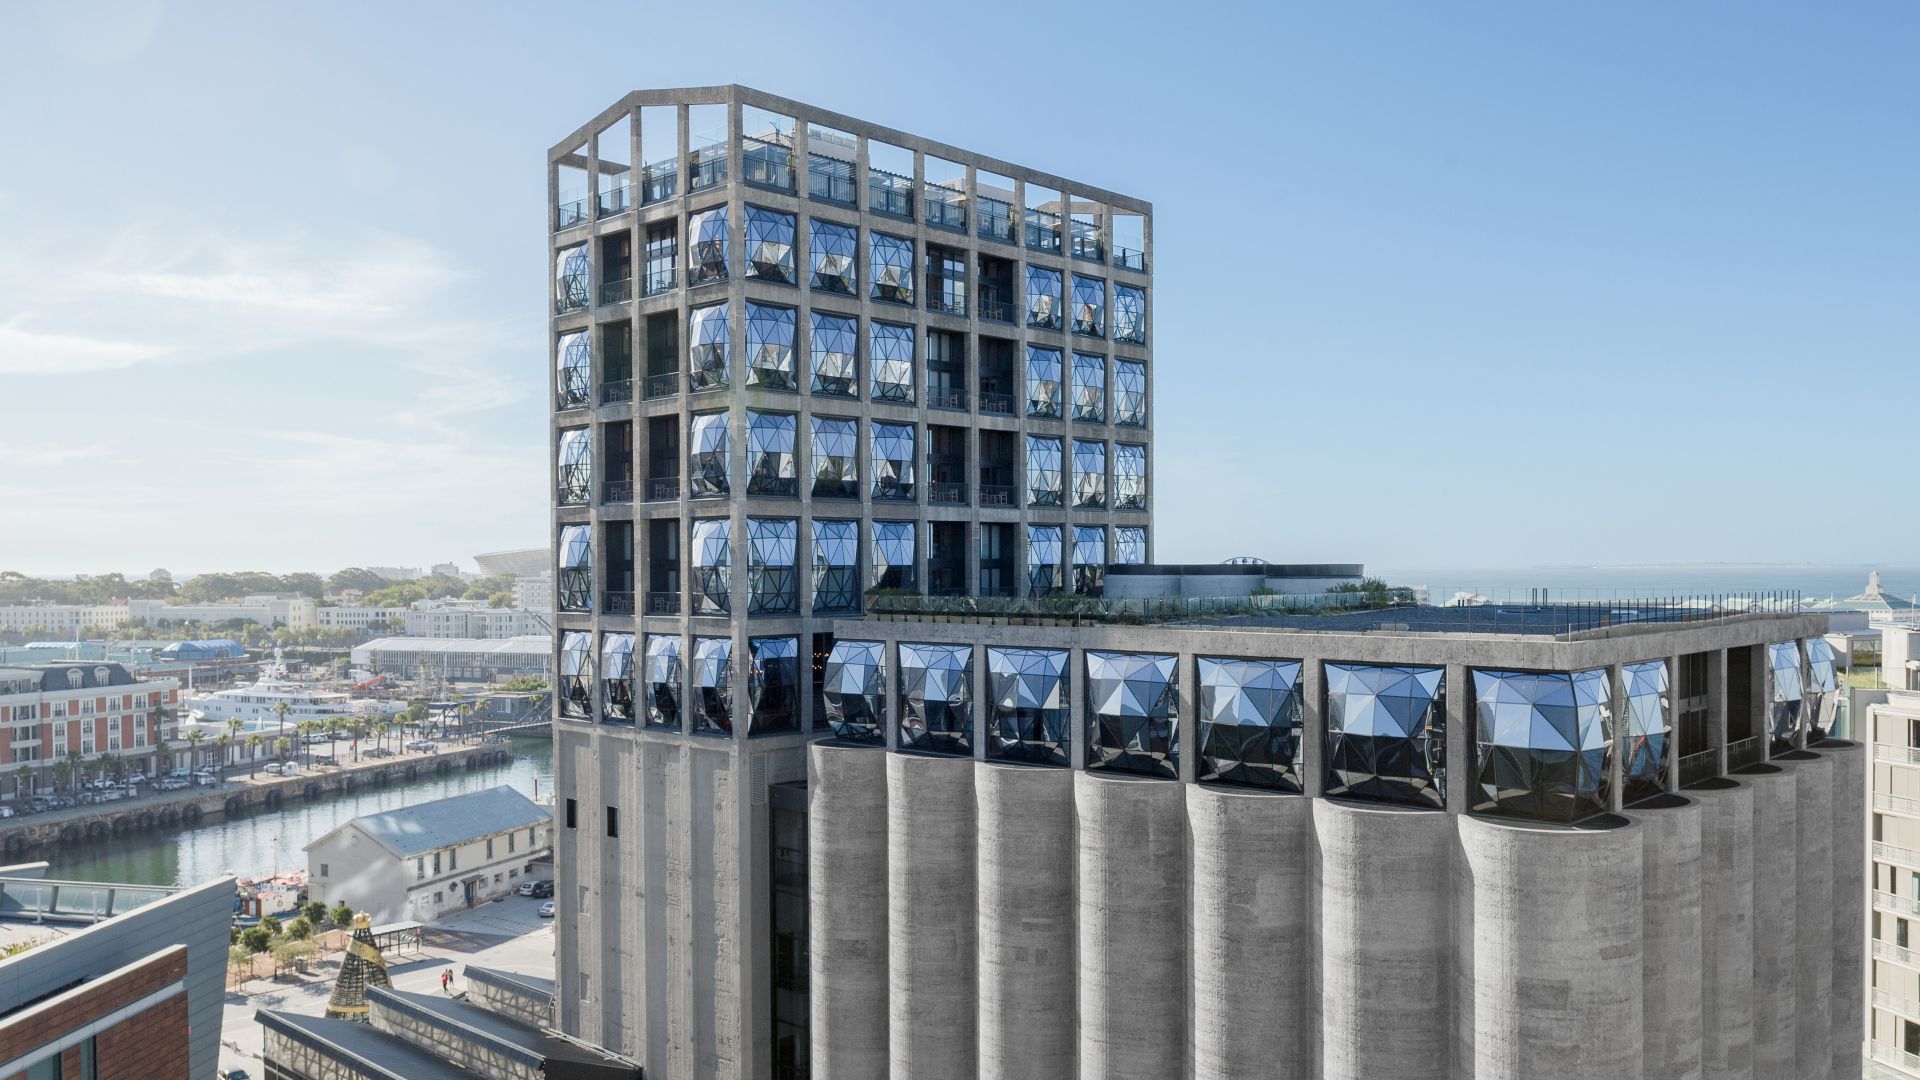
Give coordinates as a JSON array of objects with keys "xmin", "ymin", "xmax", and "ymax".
[{"xmin": 0, "ymin": 1, "xmax": 1913, "ymax": 578}]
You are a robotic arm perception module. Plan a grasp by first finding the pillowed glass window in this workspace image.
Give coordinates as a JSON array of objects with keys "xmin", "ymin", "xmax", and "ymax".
[
  {"xmin": 1072, "ymin": 525, "xmax": 1106, "ymax": 595},
  {"xmin": 689, "ymin": 412, "xmax": 730, "ymax": 497},
  {"xmin": 1072, "ymin": 440, "xmax": 1107, "ymax": 509},
  {"xmin": 811, "ymin": 519, "xmax": 860, "ymax": 612},
  {"xmin": 809, "ymin": 220, "xmax": 856, "ymax": 294},
  {"xmin": 1472, "ymin": 667, "xmax": 1612, "ymax": 823},
  {"xmin": 1198, "ymin": 658, "xmax": 1303, "ymax": 790},
  {"xmin": 688, "ymin": 205, "xmax": 729, "ymax": 285},
  {"xmin": 1806, "ymin": 637, "xmax": 1838, "ymax": 739},
  {"xmin": 1621, "ymin": 660, "xmax": 1670, "ymax": 805},
  {"xmin": 1025, "ymin": 346, "xmax": 1063, "ymax": 419},
  {"xmin": 1025, "ymin": 435, "xmax": 1063, "ymax": 507},
  {"xmin": 871, "ymin": 421, "xmax": 915, "ymax": 500},
  {"xmin": 870, "ymin": 232, "xmax": 914, "ymax": 305},
  {"xmin": 810, "ymin": 416, "xmax": 858, "ymax": 498},
  {"xmin": 1025, "ymin": 266, "xmax": 1062, "ymax": 330},
  {"xmin": 555, "ymin": 244, "xmax": 589, "ymax": 313},
  {"xmin": 1114, "ymin": 284, "xmax": 1146, "ymax": 345},
  {"xmin": 746, "ymin": 411, "xmax": 796, "ymax": 496},
  {"xmin": 744, "ymin": 206, "xmax": 796, "ymax": 284},
  {"xmin": 692, "ymin": 637, "xmax": 733, "ymax": 735},
  {"xmin": 557, "ymin": 428, "xmax": 591, "ymax": 505},
  {"xmin": 602, "ymin": 633, "xmax": 635, "ymax": 723},
  {"xmin": 1026, "ymin": 524, "xmax": 1062, "ymax": 596},
  {"xmin": 809, "ymin": 311, "xmax": 858, "ymax": 396},
  {"xmin": 692, "ymin": 518, "xmax": 731, "ymax": 615},
  {"xmin": 644, "ymin": 634, "xmax": 681, "ymax": 728},
  {"xmin": 1115, "ymin": 526, "xmax": 1147, "ymax": 565},
  {"xmin": 1070, "ymin": 275, "xmax": 1106, "ymax": 337},
  {"xmin": 870, "ymin": 322, "xmax": 914, "ymax": 403},
  {"xmin": 1325, "ymin": 663, "xmax": 1445, "ymax": 808},
  {"xmin": 1767, "ymin": 641, "xmax": 1804, "ymax": 747},
  {"xmin": 558, "ymin": 525, "xmax": 592, "ymax": 612},
  {"xmin": 1115, "ymin": 444, "xmax": 1146, "ymax": 510},
  {"xmin": 872, "ymin": 520, "xmax": 916, "ymax": 591},
  {"xmin": 748, "ymin": 637, "xmax": 799, "ymax": 734},
  {"xmin": 688, "ymin": 302, "xmax": 730, "ymax": 391},
  {"xmin": 822, "ymin": 640, "xmax": 885, "ymax": 744},
  {"xmin": 556, "ymin": 330, "xmax": 590, "ymax": 410},
  {"xmin": 1072, "ymin": 353, "xmax": 1106, "ymax": 422},
  {"xmin": 559, "ymin": 631, "xmax": 593, "ymax": 720},
  {"xmin": 1114, "ymin": 360, "xmax": 1146, "ymax": 426},
  {"xmin": 899, "ymin": 643, "xmax": 972, "ymax": 754},
  {"xmin": 747, "ymin": 518, "xmax": 798, "ymax": 615},
  {"xmin": 745, "ymin": 304, "xmax": 797, "ymax": 390},
  {"xmin": 1086, "ymin": 651, "xmax": 1178, "ymax": 779},
  {"xmin": 987, "ymin": 647, "xmax": 1069, "ymax": 766}
]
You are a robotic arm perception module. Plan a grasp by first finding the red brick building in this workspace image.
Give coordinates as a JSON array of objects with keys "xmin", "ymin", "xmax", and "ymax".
[{"xmin": 0, "ymin": 664, "xmax": 181, "ymax": 799}]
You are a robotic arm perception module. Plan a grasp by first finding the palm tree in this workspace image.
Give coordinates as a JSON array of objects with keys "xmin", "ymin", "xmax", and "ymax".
[
  {"xmin": 273, "ymin": 736, "xmax": 291, "ymax": 764},
  {"xmin": 272, "ymin": 700, "xmax": 292, "ymax": 756},
  {"xmin": 373, "ymin": 721, "xmax": 390, "ymax": 753},
  {"xmin": 455, "ymin": 702, "xmax": 475, "ymax": 744},
  {"xmin": 150, "ymin": 735, "xmax": 170, "ymax": 778},
  {"xmin": 246, "ymin": 733, "xmax": 265, "ymax": 776},
  {"xmin": 184, "ymin": 728, "xmax": 206, "ymax": 771},
  {"xmin": 50, "ymin": 758, "xmax": 70, "ymax": 796},
  {"xmin": 225, "ymin": 716, "xmax": 245, "ymax": 755},
  {"xmin": 15, "ymin": 764, "xmax": 32, "ymax": 800},
  {"xmin": 216, "ymin": 733, "xmax": 233, "ymax": 768},
  {"xmin": 295, "ymin": 720, "xmax": 320, "ymax": 766}
]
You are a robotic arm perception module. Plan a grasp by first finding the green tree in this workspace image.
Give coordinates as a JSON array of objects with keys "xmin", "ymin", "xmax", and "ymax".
[
  {"xmin": 325, "ymin": 567, "xmax": 390, "ymax": 595},
  {"xmin": 215, "ymin": 733, "xmax": 232, "ymax": 768},
  {"xmin": 260, "ymin": 915, "xmax": 282, "ymax": 937},
  {"xmin": 284, "ymin": 916, "xmax": 313, "ymax": 941},
  {"xmin": 49, "ymin": 757, "xmax": 70, "ymax": 796},
  {"xmin": 240, "ymin": 925, "xmax": 272, "ymax": 953},
  {"xmin": 245, "ymin": 733, "xmax": 265, "ymax": 775},
  {"xmin": 184, "ymin": 728, "xmax": 206, "ymax": 770},
  {"xmin": 14, "ymin": 764, "xmax": 32, "ymax": 799},
  {"xmin": 301, "ymin": 900, "xmax": 328, "ymax": 924},
  {"xmin": 271, "ymin": 700, "xmax": 292, "ymax": 753},
  {"xmin": 329, "ymin": 903, "xmax": 355, "ymax": 928},
  {"xmin": 280, "ymin": 573, "xmax": 324, "ymax": 599},
  {"xmin": 373, "ymin": 721, "xmax": 390, "ymax": 752},
  {"xmin": 273, "ymin": 736, "xmax": 292, "ymax": 762},
  {"xmin": 365, "ymin": 582, "xmax": 428, "ymax": 608}
]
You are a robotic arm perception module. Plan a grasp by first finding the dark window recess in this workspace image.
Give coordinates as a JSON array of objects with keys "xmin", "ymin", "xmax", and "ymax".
[
  {"xmin": 645, "ymin": 312, "xmax": 679, "ymax": 397},
  {"xmin": 978, "ymin": 337, "xmax": 1015, "ymax": 414},
  {"xmin": 602, "ymin": 421, "xmax": 632, "ymax": 501},
  {"xmin": 1677, "ymin": 651, "xmax": 1711, "ymax": 757},
  {"xmin": 810, "ymin": 632, "xmax": 834, "ymax": 732},
  {"xmin": 603, "ymin": 521, "xmax": 634, "ymax": 612},
  {"xmin": 565, "ymin": 799, "xmax": 578, "ymax": 829},
  {"xmin": 770, "ymin": 781, "xmax": 810, "ymax": 1080},
  {"xmin": 645, "ymin": 222, "xmax": 678, "ymax": 294},
  {"xmin": 601, "ymin": 322, "xmax": 633, "ymax": 402},
  {"xmin": 648, "ymin": 519, "xmax": 681, "ymax": 599},
  {"xmin": 926, "ymin": 246, "xmax": 967, "ymax": 316},
  {"xmin": 646, "ymin": 415, "xmax": 680, "ymax": 498},
  {"xmin": 606, "ymin": 806, "xmax": 620, "ymax": 839},
  {"xmin": 929, "ymin": 522, "xmax": 966, "ymax": 597},
  {"xmin": 978, "ymin": 523, "xmax": 1014, "ymax": 598},
  {"xmin": 1727, "ymin": 646, "xmax": 1755, "ymax": 743},
  {"xmin": 928, "ymin": 424, "xmax": 967, "ymax": 505},
  {"xmin": 977, "ymin": 255, "xmax": 1014, "ymax": 322},
  {"xmin": 927, "ymin": 330, "xmax": 966, "ymax": 410},
  {"xmin": 979, "ymin": 430, "xmax": 1016, "ymax": 507},
  {"xmin": 598, "ymin": 232, "xmax": 632, "ymax": 303}
]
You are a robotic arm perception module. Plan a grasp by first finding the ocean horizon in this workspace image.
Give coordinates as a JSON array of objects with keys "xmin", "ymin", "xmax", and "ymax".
[{"xmin": 1364, "ymin": 563, "xmax": 1919, "ymax": 604}]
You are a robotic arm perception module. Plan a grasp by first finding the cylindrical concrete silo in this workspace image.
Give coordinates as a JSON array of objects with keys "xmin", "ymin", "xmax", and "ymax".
[
  {"xmin": 1743, "ymin": 764, "xmax": 1799, "ymax": 1080},
  {"xmin": 1632, "ymin": 794, "xmax": 1703, "ymax": 1080},
  {"xmin": 1313, "ymin": 799, "xmax": 1452, "ymax": 1080},
  {"xmin": 1187, "ymin": 785, "xmax": 1310, "ymax": 1080},
  {"xmin": 888, "ymin": 752, "xmax": 978, "ymax": 1080},
  {"xmin": 976, "ymin": 762, "xmax": 1075, "ymax": 1080},
  {"xmin": 1077, "ymin": 772, "xmax": 1186, "ymax": 1080},
  {"xmin": 1458, "ymin": 813, "xmax": 1644, "ymax": 1080},
  {"xmin": 1690, "ymin": 777, "xmax": 1754, "ymax": 1080},
  {"xmin": 1822, "ymin": 739, "xmax": 1867, "ymax": 1080},
  {"xmin": 809, "ymin": 744, "xmax": 890, "ymax": 1080},
  {"xmin": 1781, "ymin": 750, "xmax": 1834, "ymax": 1080}
]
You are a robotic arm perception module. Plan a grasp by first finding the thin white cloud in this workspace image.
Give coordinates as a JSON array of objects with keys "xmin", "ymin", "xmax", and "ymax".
[{"xmin": 0, "ymin": 321, "xmax": 170, "ymax": 376}]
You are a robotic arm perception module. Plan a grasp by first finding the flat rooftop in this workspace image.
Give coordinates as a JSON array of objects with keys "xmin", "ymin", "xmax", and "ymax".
[{"xmin": 1178, "ymin": 603, "xmax": 1755, "ymax": 637}]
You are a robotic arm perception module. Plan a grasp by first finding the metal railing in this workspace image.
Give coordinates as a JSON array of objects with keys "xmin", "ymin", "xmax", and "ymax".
[
  {"xmin": 978, "ymin": 297, "xmax": 1014, "ymax": 323},
  {"xmin": 644, "ymin": 373, "xmax": 678, "ymax": 399},
  {"xmin": 1877, "ymin": 744, "xmax": 1920, "ymax": 766},
  {"xmin": 597, "ymin": 184, "xmax": 631, "ymax": 217},
  {"xmin": 1114, "ymin": 245, "xmax": 1146, "ymax": 272},
  {"xmin": 927, "ymin": 386, "xmax": 968, "ymax": 411},
  {"xmin": 1872, "ymin": 1042, "xmax": 1920, "ymax": 1072},
  {"xmin": 925, "ymin": 194, "xmax": 967, "ymax": 232},
  {"xmin": 1875, "ymin": 841, "xmax": 1920, "ymax": 866},
  {"xmin": 863, "ymin": 589, "xmax": 1418, "ymax": 624},
  {"xmin": 868, "ymin": 170, "xmax": 914, "ymax": 218},
  {"xmin": 978, "ymin": 484, "xmax": 1015, "ymax": 506},
  {"xmin": 647, "ymin": 477, "xmax": 680, "ymax": 501},
  {"xmin": 1874, "ymin": 987, "xmax": 1920, "ymax": 1019},
  {"xmin": 555, "ymin": 290, "xmax": 587, "ymax": 315},
  {"xmin": 1025, "ymin": 209, "xmax": 1063, "ymax": 253},
  {"xmin": 1876, "ymin": 891, "xmax": 1920, "ymax": 919},
  {"xmin": 978, "ymin": 391, "xmax": 1014, "ymax": 415},
  {"xmin": 741, "ymin": 138, "xmax": 794, "ymax": 193},
  {"xmin": 1878, "ymin": 793, "xmax": 1920, "ymax": 817},
  {"xmin": 927, "ymin": 292, "xmax": 969, "ymax": 317},
  {"xmin": 644, "ymin": 267, "xmax": 676, "ymax": 296},
  {"xmin": 689, "ymin": 152, "xmax": 727, "ymax": 192},
  {"xmin": 556, "ymin": 197, "xmax": 588, "ymax": 229},
  {"xmin": 929, "ymin": 482, "xmax": 967, "ymax": 505},
  {"xmin": 808, "ymin": 155, "xmax": 856, "ymax": 205},
  {"xmin": 600, "ymin": 277, "xmax": 632, "ymax": 306},
  {"xmin": 600, "ymin": 379, "xmax": 632, "ymax": 405},
  {"xmin": 646, "ymin": 592, "xmax": 681, "ymax": 615},
  {"xmin": 640, "ymin": 162, "xmax": 676, "ymax": 204},
  {"xmin": 1725, "ymin": 736, "xmax": 1764, "ymax": 770},
  {"xmin": 601, "ymin": 480, "xmax": 633, "ymax": 504},
  {"xmin": 1874, "ymin": 940, "xmax": 1920, "ymax": 968},
  {"xmin": 1677, "ymin": 750, "xmax": 1719, "ymax": 787},
  {"xmin": 977, "ymin": 197, "xmax": 1015, "ymax": 243},
  {"xmin": 1069, "ymin": 223, "xmax": 1104, "ymax": 262},
  {"xmin": 602, "ymin": 592, "xmax": 635, "ymax": 616}
]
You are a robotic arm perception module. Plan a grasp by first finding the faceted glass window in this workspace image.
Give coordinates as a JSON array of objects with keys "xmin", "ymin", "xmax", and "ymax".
[
  {"xmin": 1325, "ymin": 662, "xmax": 1445, "ymax": 808},
  {"xmin": 691, "ymin": 636, "xmax": 733, "ymax": 735},
  {"xmin": 987, "ymin": 647, "xmax": 1069, "ymax": 766},
  {"xmin": 872, "ymin": 520, "xmax": 916, "ymax": 591},
  {"xmin": 1198, "ymin": 658, "xmax": 1303, "ymax": 791},
  {"xmin": 1072, "ymin": 439, "xmax": 1107, "ymax": 509},
  {"xmin": 870, "ymin": 322, "xmax": 915, "ymax": 403},
  {"xmin": 744, "ymin": 206, "xmax": 796, "ymax": 284},
  {"xmin": 1115, "ymin": 444, "xmax": 1147, "ymax": 511},
  {"xmin": 602, "ymin": 633, "xmax": 635, "ymax": 723},
  {"xmin": 748, "ymin": 637, "xmax": 799, "ymax": 735},
  {"xmin": 1806, "ymin": 636, "xmax": 1838, "ymax": 739},
  {"xmin": 1086, "ymin": 651, "xmax": 1178, "ymax": 779},
  {"xmin": 1621, "ymin": 660, "xmax": 1670, "ymax": 805},
  {"xmin": 809, "ymin": 311, "xmax": 858, "ymax": 397},
  {"xmin": 745, "ymin": 304, "xmax": 797, "ymax": 391},
  {"xmin": 899, "ymin": 643, "xmax": 972, "ymax": 755},
  {"xmin": 746, "ymin": 411, "xmax": 797, "ymax": 496},
  {"xmin": 870, "ymin": 232, "xmax": 914, "ymax": 305},
  {"xmin": 1025, "ymin": 346, "xmax": 1063, "ymax": 419},
  {"xmin": 557, "ymin": 428, "xmax": 592, "ymax": 505},
  {"xmin": 810, "ymin": 416, "xmax": 858, "ymax": 498},
  {"xmin": 555, "ymin": 244, "xmax": 589, "ymax": 313},
  {"xmin": 811, "ymin": 519, "xmax": 860, "ymax": 613},
  {"xmin": 871, "ymin": 421, "xmax": 915, "ymax": 500},
  {"xmin": 688, "ymin": 412, "xmax": 730, "ymax": 497},
  {"xmin": 692, "ymin": 518, "xmax": 731, "ymax": 615},
  {"xmin": 558, "ymin": 525, "xmax": 592, "ymax": 613},
  {"xmin": 1114, "ymin": 360, "xmax": 1146, "ymax": 427},
  {"xmin": 823, "ymin": 640, "xmax": 886, "ymax": 744},
  {"xmin": 1025, "ymin": 436, "xmax": 1063, "ymax": 507},
  {"xmin": 1472, "ymin": 667, "xmax": 1612, "ymax": 823},
  {"xmin": 556, "ymin": 330, "xmax": 590, "ymax": 409},
  {"xmin": 643, "ymin": 634, "xmax": 682, "ymax": 729},
  {"xmin": 1071, "ymin": 353, "xmax": 1106, "ymax": 422},
  {"xmin": 1114, "ymin": 283, "xmax": 1146, "ymax": 345},
  {"xmin": 1070, "ymin": 274, "xmax": 1106, "ymax": 337},
  {"xmin": 1025, "ymin": 266, "xmax": 1063, "ymax": 330},
  {"xmin": 1026, "ymin": 524, "xmax": 1063, "ymax": 596},
  {"xmin": 688, "ymin": 205, "xmax": 729, "ymax": 285},
  {"xmin": 688, "ymin": 302, "xmax": 730, "ymax": 391},
  {"xmin": 747, "ymin": 518, "xmax": 798, "ymax": 615},
  {"xmin": 559, "ymin": 631, "xmax": 593, "ymax": 720},
  {"xmin": 1115, "ymin": 526, "xmax": 1147, "ymax": 565},
  {"xmin": 809, "ymin": 220, "xmax": 856, "ymax": 294},
  {"xmin": 1767, "ymin": 640, "xmax": 1804, "ymax": 746},
  {"xmin": 1072, "ymin": 525, "xmax": 1106, "ymax": 595}
]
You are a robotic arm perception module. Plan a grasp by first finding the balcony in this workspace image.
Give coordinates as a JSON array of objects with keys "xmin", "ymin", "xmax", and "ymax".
[
  {"xmin": 600, "ymin": 277, "xmax": 633, "ymax": 306},
  {"xmin": 927, "ymin": 292, "xmax": 968, "ymax": 318},
  {"xmin": 602, "ymin": 480, "xmax": 633, "ymax": 504},
  {"xmin": 742, "ymin": 137, "xmax": 795, "ymax": 193},
  {"xmin": 868, "ymin": 170, "xmax": 913, "ymax": 219},
  {"xmin": 808, "ymin": 155, "xmax": 856, "ymax": 206},
  {"xmin": 640, "ymin": 162, "xmax": 676, "ymax": 204},
  {"xmin": 603, "ymin": 592, "xmax": 635, "ymax": 616},
  {"xmin": 1725, "ymin": 735, "xmax": 1764, "ymax": 770},
  {"xmin": 598, "ymin": 183, "xmax": 631, "ymax": 217},
  {"xmin": 978, "ymin": 484, "xmax": 1015, "ymax": 507},
  {"xmin": 1024, "ymin": 209, "xmax": 1062, "ymax": 254},
  {"xmin": 556, "ymin": 196, "xmax": 588, "ymax": 230},
  {"xmin": 925, "ymin": 191, "xmax": 967, "ymax": 233},
  {"xmin": 1875, "ymin": 841, "xmax": 1920, "ymax": 866},
  {"xmin": 978, "ymin": 297, "xmax": 1013, "ymax": 323},
  {"xmin": 977, "ymin": 197, "xmax": 1014, "ymax": 243},
  {"xmin": 1876, "ymin": 890, "xmax": 1920, "ymax": 919},
  {"xmin": 1677, "ymin": 749, "xmax": 1717, "ymax": 787},
  {"xmin": 929, "ymin": 482, "xmax": 967, "ymax": 506},
  {"xmin": 646, "ymin": 592, "xmax": 681, "ymax": 615},
  {"xmin": 927, "ymin": 387, "xmax": 968, "ymax": 413},
  {"xmin": 1874, "ymin": 940, "xmax": 1920, "ymax": 969},
  {"xmin": 644, "ymin": 373, "xmax": 678, "ymax": 400},
  {"xmin": 1874, "ymin": 987, "xmax": 1920, "ymax": 1020},
  {"xmin": 600, "ymin": 380, "xmax": 633, "ymax": 405},
  {"xmin": 978, "ymin": 392, "xmax": 1014, "ymax": 416},
  {"xmin": 1878, "ymin": 793, "xmax": 1920, "ymax": 818},
  {"xmin": 1873, "ymin": 1043, "xmax": 1920, "ymax": 1073},
  {"xmin": 648, "ymin": 477, "xmax": 681, "ymax": 501},
  {"xmin": 1069, "ymin": 221, "xmax": 1104, "ymax": 263},
  {"xmin": 1876, "ymin": 744, "xmax": 1920, "ymax": 766},
  {"xmin": 644, "ymin": 267, "xmax": 676, "ymax": 297},
  {"xmin": 1115, "ymin": 245, "xmax": 1146, "ymax": 273}
]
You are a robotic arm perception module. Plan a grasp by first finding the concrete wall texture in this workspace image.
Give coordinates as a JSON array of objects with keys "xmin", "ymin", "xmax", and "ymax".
[{"xmin": 809, "ymin": 739, "xmax": 1864, "ymax": 1080}]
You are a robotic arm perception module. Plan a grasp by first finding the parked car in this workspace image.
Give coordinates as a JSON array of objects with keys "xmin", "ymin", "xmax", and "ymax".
[
  {"xmin": 364, "ymin": 746, "xmax": 394, "ymax": 758},
  {"xmin": 405, "ymin": 739, "xmax": 437, "ymax": 752},
  {"xmin": 516, "ymin": 880, "xmax": 537, "ymax": 896},
  {"xmin": 193, "ymin": 770, "xmax": 221, "ymax": 786},
  {"xmin": 530, "ymin": 879, "xmax": 554, "ymax": 899},
  {"xmin": 311, "ymin": 756, "xmax": 338, "ymax": 768},
  {"xmin": 168, "ymin": 767, "xmax": 191, "ymax": 780},
  {"xmin": 0, "ymin": 805, "xmax": 15, "ymax": 819},
  {"xmin": 220, "ymin": 1068, "xmax": 253, "ymax": 1080},
  {"xmin": 538, "ymin": 900, "xmax": 555, "ymax": 919},
  {"xmin": 124, "ymin": 771, "xmax": 146, "ymax": 785},
  {"xmin": 262, "ymin": 763, "xmax": 283, "ymax": 775}
]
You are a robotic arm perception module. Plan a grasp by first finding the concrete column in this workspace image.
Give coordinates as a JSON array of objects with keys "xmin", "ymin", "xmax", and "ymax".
[
  {"xmin": 1458, "ymin": 814, "xmax": 1643, "ymax": 1080},
  {"xmin": 1690, "ymin": 778, "xmax": 1754, "ymax": 1080},
  {"xmin": 976, "ymin": 763, "xmax": 1075, "ymax": 1080},
  {"xmin": 1744, "ymin": 765, "xmax": 1797, "ymax": 1078},
  {"xmin": 1710, "ymin": 649, "xmax": 1729, "ymax": 777},
  {"xmin": 1444, "ymin": 662, "xmax": 1471, "ymax": 815},
  {"xmin": 1633, "ymin": 795, "xmax": 1703, "ymax": 1080},
  {"xmin": 1785, "ymin": 750, "xmax": 1834, "ymax": 1079},
  {"xmin": 1188, "ymin": 785, "xmax": 1309, "ymax": 1080},
  {"xmin": 808, "ymin": 744, "xmax": 888, "ymax": 1080},
  {"xmin": 1300, "ymin": 660, "xmax": 1326, "ymax": 798},
  {"xmin": 888, "ymin": 753, "xmax": 976, "ymax": 1080},
  {"xmin": 1609, "ymin": 662, "xmax": 1627, "ymax": 813},
  {"xmin": 1076, "ymin": 772, "xmax": 1185, "ymax": 1080},
  {"xmin": 1825, "ymin": 738, "xmax": 1867, "ymax": 1079}
]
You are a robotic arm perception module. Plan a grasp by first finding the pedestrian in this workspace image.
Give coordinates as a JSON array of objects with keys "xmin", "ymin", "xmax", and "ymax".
[{"xmin": 440, "ymin": 970, "xmax": 449, "ymax": 993}]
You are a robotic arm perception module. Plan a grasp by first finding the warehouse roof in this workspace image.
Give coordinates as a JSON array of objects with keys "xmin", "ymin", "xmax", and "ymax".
[{"xmin": 307, "ymin": 786, "xmax": 548, "ymax": 860}]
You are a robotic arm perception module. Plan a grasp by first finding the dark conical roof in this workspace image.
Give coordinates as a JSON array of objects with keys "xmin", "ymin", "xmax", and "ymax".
[{"xmin": 324, "ymin": 913, "xmax": 393, "ymax": 1021}]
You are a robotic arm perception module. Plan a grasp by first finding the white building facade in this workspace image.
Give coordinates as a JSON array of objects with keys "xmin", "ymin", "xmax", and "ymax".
[
  {"xmin": 127, "ymin": 595, "xmax": 317, "ymax": 630},
  {"xmin": 0, "ymin": 604, "xmax": 128, "ymax": 635},
  {"xmin": 316, "ymin": 606, "xmax": 408, "ymax": 632},
  {"xmin": 0, "ymin": 663, "xmax": 182, "ymax": 797}
]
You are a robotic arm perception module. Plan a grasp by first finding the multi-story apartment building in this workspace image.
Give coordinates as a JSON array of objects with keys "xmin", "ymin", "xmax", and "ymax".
[
  {"xmin": 315, "ymin": 604, "xmax": 408, "ymax": 631},
  {"xmin": 127, "ymin": 594, "xmax": 316, "ymax": 630},
  {"xmin": 546, "ymin": 86, "xmax": 1151, "ymax": 1079},
  {"xmin": 0, "ymin": 603, "xmax": 128, "ymax": 636},
  {"xmin": 0, "ymin": 662, "xmax": 181, "ymax": 798},
  {"xmin": 1862, "ymin": 624, "xmax": 1920, "ymax": 1074}
]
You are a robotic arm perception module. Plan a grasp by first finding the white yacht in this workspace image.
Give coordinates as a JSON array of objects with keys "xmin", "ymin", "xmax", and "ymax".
[{"xmin": 186, "ymin": 648, "xmax": 394, "ymax": 732}]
